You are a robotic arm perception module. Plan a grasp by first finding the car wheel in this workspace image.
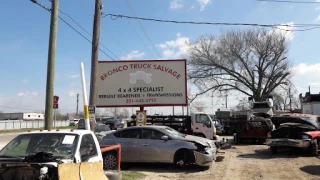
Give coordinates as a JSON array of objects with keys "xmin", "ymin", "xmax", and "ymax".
[
  {"xmin": 174, "ymin": 149, "xmax": 188, "ymax": 168},
  {"xmin": 103, "ymin": 151, "xmax": 117, "ymax": 170},
  {"xmin": 270, "ymin": 146, "xmax": 277, "ymax": 154},
  {"xmin": 311, "ymin": 139, "xmax": 318, "ymax": 156}
]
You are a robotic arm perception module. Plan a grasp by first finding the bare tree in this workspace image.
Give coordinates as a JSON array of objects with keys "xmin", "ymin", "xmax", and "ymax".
[
  {"xmin": 273, "ymin": 85, "xmax": 301, "ymax": 110},
  {"xmin": 191, "ymin": 101, "xmax": 206, "ymax": 112},
  {"xmin": 118, "ymin": 108, "xmax": 130, "ymax": 119},
  {"xmin": 188, "ymin": 28, "xmax": 292, "ymax": 102}
]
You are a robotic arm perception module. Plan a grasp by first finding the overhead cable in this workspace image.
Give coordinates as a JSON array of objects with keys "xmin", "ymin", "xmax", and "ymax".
[
  {"xmin": 30, "ymin": 0, "xmax": 115, "ymax": 60},
  {"xmin": 102, "ymin": 13, "xmax": 320, "ymax": 32}
]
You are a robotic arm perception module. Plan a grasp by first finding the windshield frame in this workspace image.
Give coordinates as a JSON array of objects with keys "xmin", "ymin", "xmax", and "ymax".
[{"xmin": 0, "ymin": 133, "xmax": 80, "ymax": 160}]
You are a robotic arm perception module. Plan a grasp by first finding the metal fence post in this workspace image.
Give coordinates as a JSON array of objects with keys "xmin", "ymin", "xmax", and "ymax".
[
  {"xmin": 13, "ymin": 121, "xmax": 15, "ymax": 129},
  {"xmin": 5, "ymin": 121, "xmax": 7, "ymax": 130}
]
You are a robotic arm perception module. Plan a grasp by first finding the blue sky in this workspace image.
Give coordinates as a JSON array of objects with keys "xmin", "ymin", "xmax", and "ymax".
[{"xmin": 1, "ymin": 0, "xmax": 320, "ymax": 116}]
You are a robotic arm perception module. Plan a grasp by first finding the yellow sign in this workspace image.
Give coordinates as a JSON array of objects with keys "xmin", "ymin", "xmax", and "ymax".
[
  {"xmin": 84, "ymin": 105, "xmax": 89, "ymax": 119},
  {"xmin": 136, "ymin": 110, "xmax": 147, "ymax": 126}
]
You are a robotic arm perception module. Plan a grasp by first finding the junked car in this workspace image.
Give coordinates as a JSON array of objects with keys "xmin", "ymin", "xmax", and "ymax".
[
  {"xmin": 100, "ymin": 125, "xmax": 217, "ymax": 170},
  {"xmin": 266, "ymin": 114, "xmax": 320, "ymax": 155}
]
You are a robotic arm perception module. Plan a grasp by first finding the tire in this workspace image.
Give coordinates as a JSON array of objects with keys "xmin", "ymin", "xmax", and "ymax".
[
  {"xmin": 311, "ymin": 139, "xmax": 318, "ymax": 156},
  {"xmin": 270, "ymin": 146, "xmax": 277, "ymax": 154},
  {"xmin": 174, "ymin": 149, "xmax": 188, "ymax": 168},
  {"xmin": 103, "ymin": 151, "xmax": 117, "ymax": 170},
  {"xmin": 104, "ymin": 170, "xmax": 122, "ymax": 180}
]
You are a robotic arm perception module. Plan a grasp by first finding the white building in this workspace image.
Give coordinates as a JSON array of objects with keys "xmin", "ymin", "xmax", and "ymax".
[{"xmin": 0, "ymin": 113, "xmax": 44, "ymax": 120}]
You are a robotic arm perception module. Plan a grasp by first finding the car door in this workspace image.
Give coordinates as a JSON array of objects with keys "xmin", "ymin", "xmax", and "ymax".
[
  {"xmin": 116, "ymin": 128, "xmax": 141, "ymax": 162},
  {"xmin": 139, "ymin": 128, "xmax": 173, "ymax": 163}
]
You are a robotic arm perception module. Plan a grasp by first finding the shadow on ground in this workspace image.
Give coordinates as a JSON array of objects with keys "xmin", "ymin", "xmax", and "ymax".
[
  {"xmin": 120, "ymin": 155, "xmax": 225, "ymax": 173},
  {"xmin": 236, "ymin": 147, "xmax": 317, "ymax": 159},
  {"xmin": 300, "ymin": 165, "xmax": 320, "ymax": 176}
]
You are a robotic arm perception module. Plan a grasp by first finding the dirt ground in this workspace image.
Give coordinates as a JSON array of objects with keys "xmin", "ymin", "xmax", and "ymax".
[{"xmin": 123, "ymin": 136, "xmax": 320, "ymax": 180}]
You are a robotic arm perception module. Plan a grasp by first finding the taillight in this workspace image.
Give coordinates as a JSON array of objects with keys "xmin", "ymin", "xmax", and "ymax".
[{"xmin": 213, "ymin": 131, "xmax": 216, "ymax": 136}]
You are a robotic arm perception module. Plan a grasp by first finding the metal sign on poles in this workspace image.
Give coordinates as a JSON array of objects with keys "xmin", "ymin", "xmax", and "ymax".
[
  {"xmin": 136, "ymin": 110, "xmax": 147, "ymax": 126},
  {"xmin": 53, "ymin": 95, "xmax": 59, "ymax": 128},
  {"xmin": 89, "ymin": 105, "xmax": 96, "ymax": 123}
]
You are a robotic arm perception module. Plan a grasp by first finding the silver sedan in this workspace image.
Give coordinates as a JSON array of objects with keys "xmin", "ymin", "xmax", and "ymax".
[{"xmin": 100, "ymin": 125, "xmax": 216, "ymax": 170}]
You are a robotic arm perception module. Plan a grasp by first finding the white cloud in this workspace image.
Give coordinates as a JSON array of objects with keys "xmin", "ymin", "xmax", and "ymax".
[
  {"xmin": 170, "ymin": 0, "xmax": 183, "ymax": 9},
  {"xmin": 291, "ymin": 63, "xmax": 320, "ymax": 76},
  {"xmin": 169, "ymin": 0, "xmax": 211, "ymax": 11},
  {"xmin": 315, "ymin": 15, "xmax": 320, "ymax": 21},
  {"xmin": 67, "ymin": 91, "xmax": 78, "ymax": 98},
  {"xmin": 121, "ymin": 50, "xmax": 145, "ymax": 60},
  {"xmin": 68, "ymin": 74, "xmax": 79, "ymax": 79},
  {"xmin": 291, "ymin": 63, "xmax": 320, "ymax": 94},
  {"xmin": 316, "ymin": 7, "xmax": 320, "ymax": 11},
  {"xmin": 157, "ymin": 33, "xmax": 191, "ymax": 59},
  {"xmin": 268, "ymin": 22, "xmax": 295, "ymax": 41},
  {"xmin": 197, "ymin": 0, "xmax": 211, "ymax": 11},
  {"xmin": 17, "ymin": 91, "xmax": 38, "ymax": 97},
  {"xmin": 22, "ymin": 79, "xmax": 28, "ymax": 84}
]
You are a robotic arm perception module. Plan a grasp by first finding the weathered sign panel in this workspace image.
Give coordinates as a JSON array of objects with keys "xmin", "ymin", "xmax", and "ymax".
[{"xmin": 96, "ymin": 60, "xmax": 187, "ymax": 107}]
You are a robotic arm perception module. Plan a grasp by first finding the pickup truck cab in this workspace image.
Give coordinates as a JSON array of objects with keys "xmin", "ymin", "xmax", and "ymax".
[{"xmin": 0, "ymin": 129, "xmax": 120, "ymax": 179}]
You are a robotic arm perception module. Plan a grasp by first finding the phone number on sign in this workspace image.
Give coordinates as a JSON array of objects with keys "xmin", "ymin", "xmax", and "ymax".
[{"xmin": 126, "ymin": 98, "xmax": 157, "ymax": 104}]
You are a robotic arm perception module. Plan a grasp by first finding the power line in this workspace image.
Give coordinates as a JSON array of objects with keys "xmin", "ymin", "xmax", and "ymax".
[
  {"xmin": 111, "ymin": 0, "xmax": 157, "ymax": 59},
  {"xmin": 102, "ymin": 13, "xmax": 320, "ymax": 32},
  {"xmin": 58, "ymin": 9, "xmax": 120, "ymax": 59},
  {"xmin": 124, "ymin": 0, "xmax": 162, "ymax": 59},
  {"xmin": 73, "ymin": 0, "xmax": 131, "ymax": 57},
  {"xmin": 30, "ymin": 0, "xmax": 115, "ymax": 60},
  {"xmin": 256, "ymin": 0, "xmax": 320, "ymax": 3}
]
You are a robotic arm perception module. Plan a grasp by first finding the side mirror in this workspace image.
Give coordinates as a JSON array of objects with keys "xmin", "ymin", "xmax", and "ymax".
[{"xmin": 160, "ymin": 135, "xmax": 169, "ymax": 140}]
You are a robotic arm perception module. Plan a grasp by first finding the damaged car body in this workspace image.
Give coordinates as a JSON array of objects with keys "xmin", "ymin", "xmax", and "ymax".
[
  {"xmin": 266, "ymin": 114, "xmax": 320, "ymax": 155},
  {"xmin": 100, "ymin": 126, "xmax": 216, "ymax": 170},
  {"xmin": 0, "ymin": 130, "xmax": 110, "ymax": 180}
]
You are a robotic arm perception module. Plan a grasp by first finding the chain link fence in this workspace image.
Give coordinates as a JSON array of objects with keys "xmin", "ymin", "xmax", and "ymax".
[{"xmin": 0, "ymin": 120, "xmax": 71, "ymax": 130}]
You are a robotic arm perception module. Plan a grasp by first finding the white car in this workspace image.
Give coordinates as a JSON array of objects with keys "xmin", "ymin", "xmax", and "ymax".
[{"xmin": 69, "ymin": 119, "xmax": 80, "ymax": 126}]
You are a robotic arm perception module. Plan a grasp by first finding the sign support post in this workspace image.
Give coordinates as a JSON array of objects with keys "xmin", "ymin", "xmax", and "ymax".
[{"xmin": 80, "ymin": 62, "xmax": 91, "ymax": 131}]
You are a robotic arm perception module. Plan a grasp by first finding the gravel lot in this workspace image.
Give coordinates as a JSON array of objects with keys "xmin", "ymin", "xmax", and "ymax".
[
  {"xmin": 123, "ymin": 137, "xmax": 320, "ymax": 180},
  {"xmin": 1, "ymin": 134, "xmax": 320, "ymax": 180}
]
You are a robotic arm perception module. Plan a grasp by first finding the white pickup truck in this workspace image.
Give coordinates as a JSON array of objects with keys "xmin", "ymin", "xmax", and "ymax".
[{"xmin": 0, "ymin": 129, "xmax": 121, "ymax": 180}]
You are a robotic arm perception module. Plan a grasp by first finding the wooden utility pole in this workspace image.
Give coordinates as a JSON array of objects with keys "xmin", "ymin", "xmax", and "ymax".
[
  {"xmin": 289, "ymin": 87, "xmax": 292, "ymax": 111},
  {"xmin": 44, "ymin": 0, "xmax": 59, "ymax": 129},
  {"xmin": 89, "ymin": 0, "xmax": 102, "ymax": 131},
  {"xmin": 76, "ymin": 93, "xmax": 79, "ymax": 117}
]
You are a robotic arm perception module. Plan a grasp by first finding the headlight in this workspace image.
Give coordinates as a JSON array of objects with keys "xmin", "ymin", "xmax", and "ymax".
[{"xmin": 302, "ymin": 135, "xmax": 310, "ymax": 139}]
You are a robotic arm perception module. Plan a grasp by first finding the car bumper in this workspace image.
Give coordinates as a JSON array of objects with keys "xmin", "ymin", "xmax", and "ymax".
[
  {"xmin": 194, "ymin": 151, "xmax": 214, "ymax": 167},
  {"xmin": 266, "ymin": 138, "xmax": 311, "ymax": 148}
]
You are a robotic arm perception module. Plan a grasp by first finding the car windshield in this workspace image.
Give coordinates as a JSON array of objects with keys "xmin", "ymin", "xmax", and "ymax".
[
  {"xmin": 0, "ymin": 133, "xmax": 79, "ymax": 159},
  {"xmin": 158, "ymin": 127, "xmax": 185, "ymax": 138}
]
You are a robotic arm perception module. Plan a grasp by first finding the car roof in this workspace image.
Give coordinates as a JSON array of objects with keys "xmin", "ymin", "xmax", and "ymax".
[
  {"xmin": 19, "ymin": 129, "xmax": 93, "ymax": 136},
  {"xmin": 116, "ymin": 125, "xmax": 169, "ymax": 131}
]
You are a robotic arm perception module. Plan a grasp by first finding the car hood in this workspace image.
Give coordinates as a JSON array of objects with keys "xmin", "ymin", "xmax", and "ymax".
[
  {"xmin": 178, "ymin": 135, "xmax": 211, "ymax": 146},
  {"xmin": 271, "ymin": 116, "xmax": 319, "ymax": 129}
]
